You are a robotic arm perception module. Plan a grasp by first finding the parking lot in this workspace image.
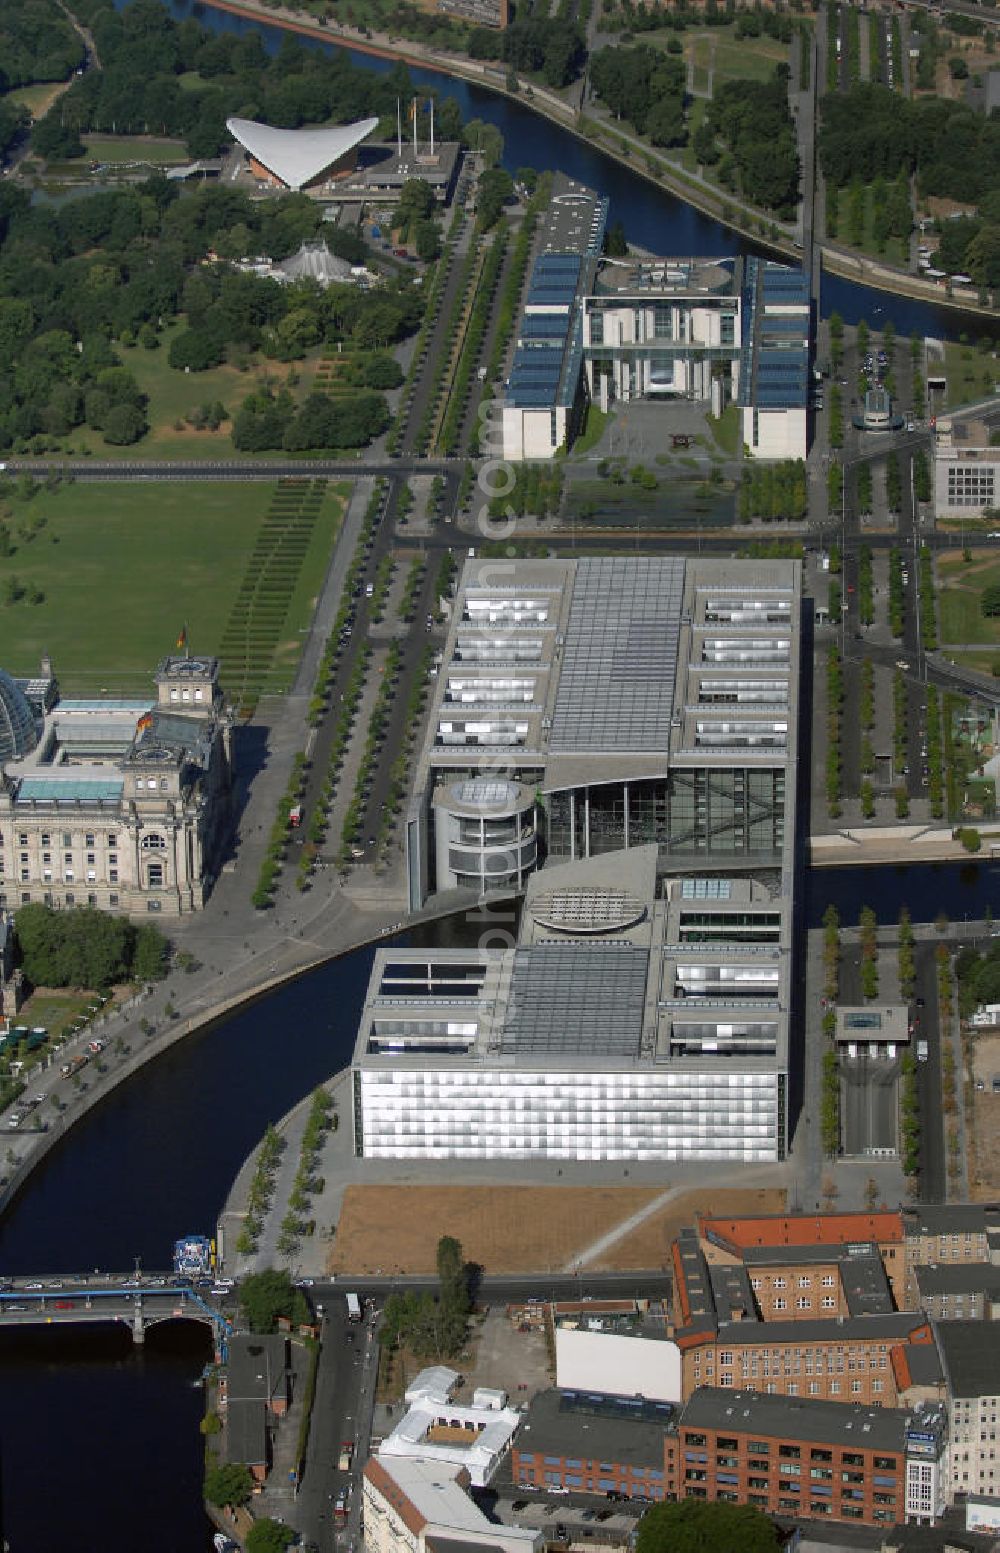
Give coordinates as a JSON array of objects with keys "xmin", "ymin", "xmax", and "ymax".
[{"xmin": 489, "ymin": 1490, "xmax": 640, "ymax": 1547}]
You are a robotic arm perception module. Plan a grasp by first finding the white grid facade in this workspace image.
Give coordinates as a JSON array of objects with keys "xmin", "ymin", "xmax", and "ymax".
[{"xmin": 357, "ymin": 1067, "xmax": 781, "ymax": 1162}]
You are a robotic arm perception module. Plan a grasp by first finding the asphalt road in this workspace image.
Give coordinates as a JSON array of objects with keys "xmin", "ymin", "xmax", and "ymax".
[
  {"xmin": 276, "ymin": 471, "xmax": 455, "ymax": 873},
  {"xmin": 840, "ymin": 1053, "xmax": 899, "ymax": 1157},
  {"xmin": 292, "ymin": 1274, "xmax": 671, "ymax": 1549},
  {"xmin": 298, "ymin": 1298, "xmax": 378, "ymax": 1553},
  {"xmin": 0, "ymin": 459, "xmax": 457, "ymax": 479},
  {"xmin": 914, "ymin": 942, "xmax": 946, "ymax": 1202}
]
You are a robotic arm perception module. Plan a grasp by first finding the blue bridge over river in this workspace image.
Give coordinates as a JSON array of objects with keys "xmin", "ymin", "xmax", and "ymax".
[{"xmin": 0, "ymin": 1275, "xmax": 233, "ymax": 1350}]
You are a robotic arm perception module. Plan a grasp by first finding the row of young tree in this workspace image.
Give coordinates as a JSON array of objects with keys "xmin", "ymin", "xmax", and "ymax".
[{"xmin": 602, "ymin": 0, "xmax": 796, "ymax": 35}]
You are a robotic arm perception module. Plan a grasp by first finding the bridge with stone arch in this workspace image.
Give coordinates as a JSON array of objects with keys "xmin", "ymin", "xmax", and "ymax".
[{"xmin": 0, "ymin": 1274, "xmax": 233, "ymax": 1351}]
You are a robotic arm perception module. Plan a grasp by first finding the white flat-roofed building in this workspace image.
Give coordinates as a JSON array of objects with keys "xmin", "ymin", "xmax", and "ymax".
[
  {"xmin": 933, "ymin": 411, "xmax": 1000, "ymax": 516},
  {"xmin": 555, "ymin": 1317, "xmax": 682, "ymax": 1403},
  {"xmin": 364, "ymin": 555, "xmax": 799, "ymax": 1165},
  {"xmin": 363, "ymin": 1457, "xmax": 541, "ymax": 1553},
  {"xmin": 377, "ymin": 1391, "xmax": 523, "ymax": 1487},
  {"xmin": 353, "ymin": 842, "xmax": 793, "ymax": 1164}
]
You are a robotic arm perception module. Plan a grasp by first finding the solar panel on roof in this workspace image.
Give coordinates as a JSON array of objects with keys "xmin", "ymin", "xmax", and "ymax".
[
  {"xmin": 500, "ymin": 944, "xmax": 649, "ymax": 1057},
  {"xmin": 508, "ymin": 387, "xmax": 558, "ymax": 407},
  {"xmin": 522, "ymin": 316, "xmax": 570, "ymax": 339},
  {"xmin": 549, "ymin": 556, "xmax": 685, "ymax": 753}
]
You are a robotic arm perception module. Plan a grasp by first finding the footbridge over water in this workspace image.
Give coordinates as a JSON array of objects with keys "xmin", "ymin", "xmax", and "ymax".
[{"xmin": 0, "ymin": 1274, "xmax": 233, "ymax": 1351}]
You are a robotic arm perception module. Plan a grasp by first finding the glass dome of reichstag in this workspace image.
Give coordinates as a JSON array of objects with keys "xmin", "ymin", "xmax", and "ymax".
[{"xmin": 0, "ymin": 671, "xmax": 39, "ymax": 763}]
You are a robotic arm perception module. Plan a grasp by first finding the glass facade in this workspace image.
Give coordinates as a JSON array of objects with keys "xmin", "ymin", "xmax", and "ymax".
[{"xmin": 545, "ymin": 771, "xmax": 785, "ymax": 860}]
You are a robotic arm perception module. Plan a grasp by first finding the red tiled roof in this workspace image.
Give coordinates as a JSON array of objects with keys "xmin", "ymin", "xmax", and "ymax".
[
  {"xmin": 671, "ymin": 1241, "xmax": 691, "ymax": 1326},
  {"xmin": 891, "ymin": 1344, "xmax": 913, "ymax": 1393},
  {"xmin": 698, "ymin": 1210, "xmax": 904, "ymax": 1253}
]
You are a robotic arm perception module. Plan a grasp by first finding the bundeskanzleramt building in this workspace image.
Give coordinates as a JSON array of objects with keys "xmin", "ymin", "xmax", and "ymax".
[
  {"xmin": 497, "ymin": 175, "xmax": 810, "ymax": 462},
  {"xmin": 0, "ymin": 655, "xmax": 232, "ymax": 916}
]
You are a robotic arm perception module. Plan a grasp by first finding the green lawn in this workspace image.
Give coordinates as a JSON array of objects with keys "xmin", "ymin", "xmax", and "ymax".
[
  {"xmin": 938, "ymin": 552, "xmax": 1000, "ymax": 645},
  {"xmin": 712, "ymin": 36, "xmax": 790, "ymax": 85},
  {"xmin": 54, "ymin": 325, "xmax": 331, "ymax": 462},
  {"xmin": 0, "ymin": 480, "xmax": 348, "ymax": 692},
  {"xmin": 83, "ymin": 135, "xmax": 189, "ymax": 165},
  {"xmin": 18, "ymin": 990, "xmax": 95, "ymax": 1041},
  {"xmin": 33, "ymin": 325, "xmax": 385, "ymax": 462},
  {"xmin": 707, "ymin": 403, "xmax": 741, "ymax": 455},
  {"xmin": 950, "ymin": 649, "xmax": 1000, "ymax": 676},
  {"xmin": 935, "ymin": 341, "xmax": 999, "ymax": 412},
  {"xmin": 571, "ymin": 404, "xmax": 610, "ymax": 457},
  {"xmin": 5, "ymin": 81, "xmax": 69, "ymax": 118}
]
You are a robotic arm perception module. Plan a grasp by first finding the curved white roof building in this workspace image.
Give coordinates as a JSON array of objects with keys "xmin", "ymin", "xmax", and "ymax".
[{"xmin": 227, "ymin": 115, "xmax": 379, "ymax": 191}]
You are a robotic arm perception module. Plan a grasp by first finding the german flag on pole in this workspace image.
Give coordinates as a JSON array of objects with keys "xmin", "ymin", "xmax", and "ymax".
[{"xmin": 176, "ymin": 624, "xmax": 187, "ymax": 651}]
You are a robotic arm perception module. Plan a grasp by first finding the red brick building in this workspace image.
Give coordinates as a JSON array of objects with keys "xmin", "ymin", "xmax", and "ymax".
[
  {"xmin": 512, "ymin": 1387, "xmax": 929, "ymax": 1530},
  {"xmin": 666, "ymin": 1388, "xmax": 910, "ymax": 1527}
]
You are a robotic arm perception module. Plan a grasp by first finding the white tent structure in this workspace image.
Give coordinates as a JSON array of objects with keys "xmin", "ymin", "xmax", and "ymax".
[{"xmin": 227, "ymin": 115, "xmax": 379, "ymax": 190}]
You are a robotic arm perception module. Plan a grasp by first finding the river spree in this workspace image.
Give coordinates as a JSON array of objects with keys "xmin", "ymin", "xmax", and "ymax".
[
  {"xmin": 6, "ymin": 8, "xmax": 1000, "ymax": 1544},
  {"xmin": 2, "ymin": 863, "xmax": 1000, "ymax": 1547},
  {"xmin": 112, "ymin": 0, "xmax": 994, "ymax": 341}
]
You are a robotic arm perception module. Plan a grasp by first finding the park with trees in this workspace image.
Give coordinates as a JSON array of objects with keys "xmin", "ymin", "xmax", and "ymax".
[
  {"xmin": 0, "ymin": 172, "xmax": 429, "ymax": 454},
  {"xmin": 14, "ymin": 901, "xmax": 168, "ymax": 989},
  {"xmin": 635, "ymin": 1499, "xmax": 779, "ymax": 1553},
  {"xmin": 819, "ymin": 81, "xmax": 1000, "ymax": 285},
  {"xmin": 379, "ymin": 1235, "xmax": 474, "ymax": 1363}
]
